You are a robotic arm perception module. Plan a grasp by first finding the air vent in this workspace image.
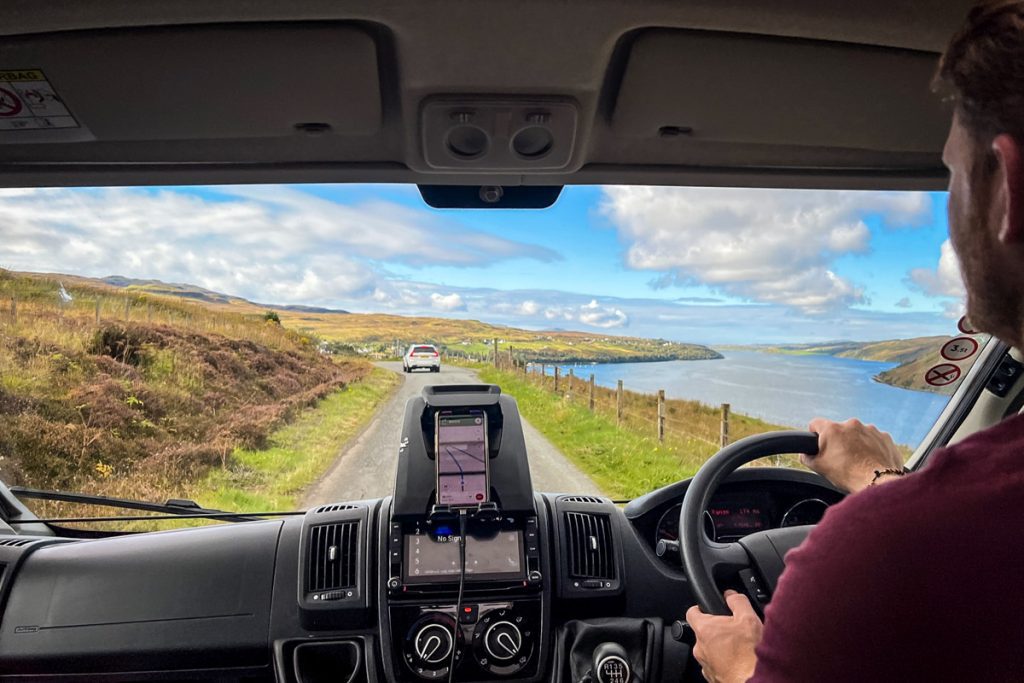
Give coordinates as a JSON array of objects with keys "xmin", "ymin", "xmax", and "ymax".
[
  {"xmin": 0, "ymin": 537, "xmax": 34, "ymax": 547},
  {"xmin": 307, "ymin": 521, "xmax": 359, "ymax": 593},
  {"xmin": 312, "ymin": 504, "xmax": 358, "ymax": 514},
  {"xmin": 559, "ymin": 495, "xmax": 604, "ymax": 504},
  {"xmin": 564, "ymin": 512, "xmax": 615, "ymax": 580}
]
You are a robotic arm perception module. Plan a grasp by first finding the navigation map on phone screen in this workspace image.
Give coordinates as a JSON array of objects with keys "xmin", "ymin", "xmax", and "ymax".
[{"xmin": 436, "ymin": 412, "xmax": 488, "ymax": 506}]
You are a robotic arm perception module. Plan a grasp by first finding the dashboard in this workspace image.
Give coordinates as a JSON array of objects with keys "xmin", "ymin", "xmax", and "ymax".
[
  {"xmin": 649, "ymin": 481, "xmax": 843, "ymax": 566},
  {"xmin": 0, "ymin": 386, "xmax": 843, "ymax": 683}
]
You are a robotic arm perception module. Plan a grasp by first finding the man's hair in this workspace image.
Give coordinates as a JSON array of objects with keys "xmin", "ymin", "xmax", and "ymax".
[{"xmin": 936, "ymin": 0, "xmax": 1024, "ymax": 146}]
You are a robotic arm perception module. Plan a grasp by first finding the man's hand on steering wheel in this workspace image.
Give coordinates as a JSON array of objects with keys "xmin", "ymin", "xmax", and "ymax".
[
  {"xmin": 684, "ymin": 418, "xmax": 905, "ymax": 682},
  {"xmin": 804, "ymin": 417, "xmax": 905, "ymax": 494},
  {"xmin": 686, "ymin": 590, "xmax": 762, "ymax": 683}
]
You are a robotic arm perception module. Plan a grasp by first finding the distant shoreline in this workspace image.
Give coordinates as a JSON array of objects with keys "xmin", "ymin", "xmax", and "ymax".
[{"xmin": 523, "ymin": 351, "xmax": 724, "ymax": 366}]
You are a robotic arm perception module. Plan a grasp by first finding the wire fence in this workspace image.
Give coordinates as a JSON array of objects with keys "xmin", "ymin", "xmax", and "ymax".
[{"xmin": 485, "ymin": 352, "xmax": 734, "ymax": 449}]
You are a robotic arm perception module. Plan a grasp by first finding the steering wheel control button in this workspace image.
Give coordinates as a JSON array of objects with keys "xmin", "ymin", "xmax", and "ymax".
[{"xmin": 739, "ymin": 568, "xmax": 770, "ymax": 603}]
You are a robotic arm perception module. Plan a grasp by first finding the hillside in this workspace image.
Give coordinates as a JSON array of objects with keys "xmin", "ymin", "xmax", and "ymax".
[
  {"xmin": 732, "ymin": 336, "xmax": 946, "ymax": 363},
  {"xmin": 52, "ymin": 272, "xmax": 723, "ymax": 364},
  {"xmin": 282, "ymin": 312, "xmax": 722, "ymax": 363},
  {"xmin": 0, "ymin": 268, "xmax": 371, "ymax": 505},
  {"xmin": 103, "ymin": 277, "xmax": 350, "ymax": 314},
  {"xmin": 730, "ymin": 336, "xmax": 960, "ymax": 394},
  {"xmin": 874, "ymin": 349, "xmax": 957, "ymax": 394}
]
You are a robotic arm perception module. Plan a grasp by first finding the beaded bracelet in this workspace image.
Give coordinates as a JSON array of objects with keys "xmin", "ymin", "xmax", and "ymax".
[{"xmin": 870, "ymin": 467, "xmax": 909, "ymax": 485}]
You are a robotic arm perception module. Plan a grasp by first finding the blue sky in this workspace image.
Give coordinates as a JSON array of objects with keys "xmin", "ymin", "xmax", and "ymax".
[{"xmin": 0, "ymin": 184, "xmax": 965, "ymax": 344}]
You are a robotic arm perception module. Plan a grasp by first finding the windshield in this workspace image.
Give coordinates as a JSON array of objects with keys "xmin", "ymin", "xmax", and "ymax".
[{"xmin": 0, "ymin": 184, "xmax": 983, "ymax": 527}]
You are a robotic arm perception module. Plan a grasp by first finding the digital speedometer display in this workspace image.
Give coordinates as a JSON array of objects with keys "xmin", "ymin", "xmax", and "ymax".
[
  {"xmin": 656, "ymin": 493, "xmax": 774, "ymax": 550},
  {"xmin": 707, "ymin": 504, "xmax": 769, "ymax": 535}
]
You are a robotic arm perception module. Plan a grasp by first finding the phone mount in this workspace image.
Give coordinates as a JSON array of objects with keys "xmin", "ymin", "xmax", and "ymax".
[
  {"xmin": 427, "ymin": 501, "xmax": 502, "ymax": 525},
  {"xmin": 392, "ymin": 385, "xmax": 536, "ymax": 519}
]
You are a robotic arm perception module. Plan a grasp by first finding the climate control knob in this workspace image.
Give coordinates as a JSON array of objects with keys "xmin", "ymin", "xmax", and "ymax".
[
  {"xmin": 484, "ymin": 621, "xmax": 523, "ymax": 661},
  {"xmin": 414, "ymin": 624, "xmax": 454, "ymax": 665}
]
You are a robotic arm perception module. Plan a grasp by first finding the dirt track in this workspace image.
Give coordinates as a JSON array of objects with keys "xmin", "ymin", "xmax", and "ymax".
[{"xmin": 302, "ymin": 362, "xmax": 602, "ymax": 506}]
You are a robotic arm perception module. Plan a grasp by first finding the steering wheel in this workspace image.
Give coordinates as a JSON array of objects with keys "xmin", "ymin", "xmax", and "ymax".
[{"xmin": 679, "ymin": 431, "xmax": 820, "ymax": 616}]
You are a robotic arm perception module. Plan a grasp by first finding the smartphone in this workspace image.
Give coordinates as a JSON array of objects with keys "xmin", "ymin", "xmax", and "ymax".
[{"xmin": 435, "ymin": 410, "xmax": 489, "ymax": 506}]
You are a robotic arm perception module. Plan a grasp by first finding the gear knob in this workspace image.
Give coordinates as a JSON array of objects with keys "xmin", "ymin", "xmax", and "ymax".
[{"xmin": 593, "ymin": 642, "xmax": 631, "ymax": 683}]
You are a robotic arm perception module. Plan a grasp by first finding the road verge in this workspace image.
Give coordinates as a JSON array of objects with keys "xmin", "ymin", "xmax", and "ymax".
[{"xmin": 190, "ymin": 366, "xmax": 401, "ymax": 513}]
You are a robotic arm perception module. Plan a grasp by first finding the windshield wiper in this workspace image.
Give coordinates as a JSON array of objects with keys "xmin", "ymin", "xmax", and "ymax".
[{"xmin": 6, "ymin": 486, "xmax": 305, "ymax": 524}]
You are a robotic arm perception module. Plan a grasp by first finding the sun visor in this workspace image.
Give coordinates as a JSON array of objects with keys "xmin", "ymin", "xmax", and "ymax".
[
  {"xmin": 0, "ymin": 24, "xmax": 382, "ymax": 143},
  {"xmin": 613, "ymin": 30, "xmax": 949, "ymax": 154}
]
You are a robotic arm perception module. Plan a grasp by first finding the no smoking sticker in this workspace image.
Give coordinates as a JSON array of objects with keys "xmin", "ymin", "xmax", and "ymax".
[
  {"xmin": 940, "ymin": 337, "xmax": 979, "ymax": 362},
  {"xmin": 0, "ymin": 69, "xmax": 80, "ymax": 131},
  {"xmin": 925, "ymin": 363, "xmax": 962, "ymax": 388},
  {"xmin": 957, "ymin": 316, "xmax": 979, "ymax": 335}
]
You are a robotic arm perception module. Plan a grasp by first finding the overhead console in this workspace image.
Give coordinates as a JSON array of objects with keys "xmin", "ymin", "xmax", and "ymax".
[{"xmin": 381, "ymin": 385, "xmax": 549, "ymax": 682}]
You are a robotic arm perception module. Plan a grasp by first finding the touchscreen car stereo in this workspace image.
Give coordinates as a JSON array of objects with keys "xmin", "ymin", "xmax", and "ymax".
[{"xmin": 403, "ymin": 527, "xmax": 524, "ymax": 583}]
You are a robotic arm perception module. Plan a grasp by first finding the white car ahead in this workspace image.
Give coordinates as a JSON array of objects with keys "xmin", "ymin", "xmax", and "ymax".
[{"xmin": 403, "ymin": 344, "xmax": 441, "ymax": 373}]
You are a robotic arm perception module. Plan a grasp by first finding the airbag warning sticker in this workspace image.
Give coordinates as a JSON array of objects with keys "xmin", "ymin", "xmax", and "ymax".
[{"xmin": 0, "ymin": 69, "xmax": 80, "ymax": 131}]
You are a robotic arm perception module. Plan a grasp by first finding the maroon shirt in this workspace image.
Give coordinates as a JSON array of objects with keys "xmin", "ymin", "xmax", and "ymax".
[{"xmin": 750, "ymin": 413, "xmax": 1024, "ymax": 682}]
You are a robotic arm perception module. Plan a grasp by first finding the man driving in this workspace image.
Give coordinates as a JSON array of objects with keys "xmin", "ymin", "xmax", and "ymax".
[{"xmin": 686, "ymin": 2, "xmax": 1024, "ymax": 681}]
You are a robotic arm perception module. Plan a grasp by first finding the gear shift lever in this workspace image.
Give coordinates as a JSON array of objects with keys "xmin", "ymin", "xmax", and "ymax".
[{"xmin": 593, "ymin": 642, "xmax": 631, "ymax": 683}]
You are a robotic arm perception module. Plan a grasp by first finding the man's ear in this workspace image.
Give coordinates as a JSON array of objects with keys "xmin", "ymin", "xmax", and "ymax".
[{"xmin": 991, "ymin": 134, "xmax": 1024, "ymax": 244}]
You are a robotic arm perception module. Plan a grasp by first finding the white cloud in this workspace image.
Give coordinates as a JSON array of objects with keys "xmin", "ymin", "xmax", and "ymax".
[
  {"xmin": 908, "ymin": 240, "xmax": 966, "ymax": 298},
  {"xmin": 535, "ymin": 299, "xmax": 628, "ymax": 328},
  {"xmin": 543, "ymin": 307, "xmax": 573, "ymax": 321},
  {"xmin": 941, "ymin": 300, "xmax": 966, "ymax": 320},
  {"xmin": 430, "ymin": 292, "xmax": 466, "ymax": 311},
  {"xmin": 0, "ymin": 186, "xmax": 557, "ymax": 306},
  {"xmin": 517, "ymin": 300, "xmax": 540, "ymax": 315},
  {"xmin": 578, "ymin": 299, "xmax": 629, "ymax": 328},
  {"xmin": 600, "ymin": 186, "xmax": 931, "ymax": 313}
]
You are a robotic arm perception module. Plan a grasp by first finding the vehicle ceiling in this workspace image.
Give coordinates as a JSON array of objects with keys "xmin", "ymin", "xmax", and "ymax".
[{"xmin": 0, "ymin": 0, "xmax": 972, "ymax": 191}]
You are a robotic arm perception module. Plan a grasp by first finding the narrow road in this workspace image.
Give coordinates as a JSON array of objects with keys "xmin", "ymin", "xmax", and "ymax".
[{"xmin": 302, "ymin": 362, "xmax": 603, "ymax": 506}]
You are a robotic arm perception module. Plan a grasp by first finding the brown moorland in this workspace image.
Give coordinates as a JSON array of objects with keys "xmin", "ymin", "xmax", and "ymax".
[{"xmin": 0, "ymin": 269, "xmax": 370, "ymax": 510}]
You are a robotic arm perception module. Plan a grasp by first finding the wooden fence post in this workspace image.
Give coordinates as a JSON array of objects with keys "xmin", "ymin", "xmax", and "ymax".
[
  {"xmin": 567, "ymin": 368, "xmax": 574, "ymax": 401},
  {"xmin": 9, "ymin": 296, "xmax": 16, "ymax": 324},
  {"xmin": 95, "ymin": 298, "xmax": 101, "ymax": 324},
  {"xmin": 657, "ymin": 389, "xmax": 666, "ymax": 442},
  {"xmin": 616, "ymin": 380, "xmax": 623, "ymax": 425},
  {"xmin": 589, "ymin": 373, "xmax": 595, "ymax": 411},
  {"xmin": 124, "ymin": 298, "xmax": 130, "ymax": 320},
  {"xmin": 553, "ymin": 366, "xmax": 560, "ymax": 393},
  {"xmin": 147, "ymin": 303, "xmax": 152, "ymax": 322},
  {"xmin": 493, "ymin": 338, "xmax": 499, "ymax": 367},
  {"xmin": 720, "ymin": 403, "xmax": 731, "ymax": 448}
]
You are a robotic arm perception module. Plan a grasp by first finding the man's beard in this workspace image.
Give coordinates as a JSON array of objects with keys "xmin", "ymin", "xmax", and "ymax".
[{"xmin": 957, "ymin": 173, "xmax": 1024, "ymax": 349}]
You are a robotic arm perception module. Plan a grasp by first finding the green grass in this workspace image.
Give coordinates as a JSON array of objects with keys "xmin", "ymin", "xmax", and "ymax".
[
  {"xmin": 478, "ymin": 368, "xmax": 715, "ymax": 499},
  {"xmin": 477, "ymin": 366, "xmax": 800, "ymax": 500},
  {"xmin": 190, "ymin": 366, "xmax": 400, "ymax": 512}
]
